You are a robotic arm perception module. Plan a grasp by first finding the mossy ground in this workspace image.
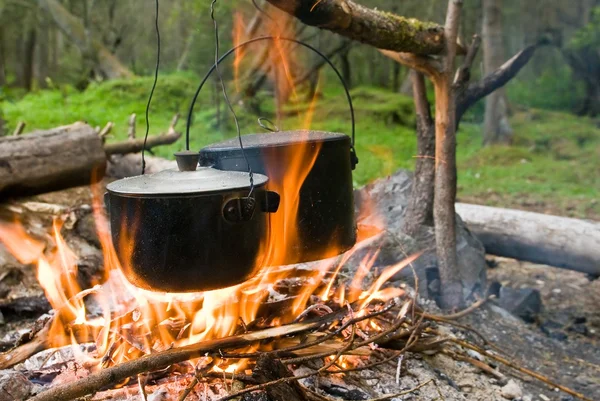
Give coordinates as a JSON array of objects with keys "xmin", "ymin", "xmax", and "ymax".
[{"xmin": 2, "ymin": 75, "xmax": 598, "ymax": 218}]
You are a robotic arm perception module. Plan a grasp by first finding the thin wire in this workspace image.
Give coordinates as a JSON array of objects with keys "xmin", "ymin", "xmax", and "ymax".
[
  {"xmin": 185, "ymin": 36, "xmax": 356, "ymax": 157},
  {"xmin": 141, "ymin": 0, "xmax": 161, "ymax": 175},
  {"xmin": 209, "ymin": 0, "xmax": 254, "ymax": 194}
]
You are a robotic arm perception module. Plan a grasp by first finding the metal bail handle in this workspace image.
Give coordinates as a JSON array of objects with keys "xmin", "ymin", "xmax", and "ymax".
[{"xmin": 185, "ymin": 36, "xmax": 359, "ymax": 170}]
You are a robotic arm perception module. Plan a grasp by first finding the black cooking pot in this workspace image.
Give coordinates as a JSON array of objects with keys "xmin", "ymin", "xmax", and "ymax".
[
  {"xmin": 199, "ymin": 130, "xmax": 356, "ymax": 264},
  {"xmin": 105, "ymin": 151, "xmax": 280, "ymax": 292},
  {"xmin": 187, "ymin": 36, "xmax": 359, "ymax": 265}
]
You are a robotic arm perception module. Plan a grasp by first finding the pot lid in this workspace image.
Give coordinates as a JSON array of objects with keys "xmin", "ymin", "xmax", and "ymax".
[
  {"xmin": 106, "ymin": 161, "xmax": 267, "ymax": 196},
  {"xmin": 201, "ymin": 130, "xmax": 348, "ymax": 151}
]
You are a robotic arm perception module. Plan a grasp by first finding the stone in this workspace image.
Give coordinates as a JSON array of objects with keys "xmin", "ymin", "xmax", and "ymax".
[
  {"xmin": 497, "ymin": 286, "xmax": 543, "ymax": 322},
  {"xmin": 354, "ymin": 169, "xmax": 487, "ymax": 302},
  {"xmin": 0, "ymin": 370, "xmax": 33, "ymax": 401},
  {"xmin": 501, "ymin": 379, "xmax": 523, "ymax": 400}
]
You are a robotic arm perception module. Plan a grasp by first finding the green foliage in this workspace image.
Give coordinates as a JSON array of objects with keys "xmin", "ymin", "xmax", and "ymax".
[
  {"xmin": 568, "ymin": 7, "xmax": 600, "ymax": 50},
  {"xmin": 457, "ymin": 109, "xmax": 600, "ymax": 216},
  {"xmin": 506, "ymin": 65, "xmax": 585, "ymax": 111}
]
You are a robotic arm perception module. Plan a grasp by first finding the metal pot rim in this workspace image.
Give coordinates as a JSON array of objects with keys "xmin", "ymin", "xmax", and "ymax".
[{"xmin": 106, "ymin": 166, "xmax": 268, "ymax": 197}]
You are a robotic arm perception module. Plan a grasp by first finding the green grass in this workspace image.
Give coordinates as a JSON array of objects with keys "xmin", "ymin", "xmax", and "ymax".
[{"xmin": 2, "ymin": 75, "xmax": 598, "ymax": 217}]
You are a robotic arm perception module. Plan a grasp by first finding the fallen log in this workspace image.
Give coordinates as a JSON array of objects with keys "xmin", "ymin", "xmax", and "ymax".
[
  {"xmin": 0, "ymin": 119, "xmax": 181, "ymax": 199},
  {"xmin": 0, "ymin": 122, "xmax": 106, "ymax": 199},
  {"xmin": 455, "ymin": 203, "xmax": 600, "ymax": 276},
  {"xmin": 104, "ymin": 130, "xmax": 181, "ymax": 155}
]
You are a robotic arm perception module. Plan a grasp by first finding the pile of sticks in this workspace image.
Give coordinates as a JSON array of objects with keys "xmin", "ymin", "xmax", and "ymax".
[{"xmin": 0, "ymin": 290, "xmax": 592, "ymax": 401}]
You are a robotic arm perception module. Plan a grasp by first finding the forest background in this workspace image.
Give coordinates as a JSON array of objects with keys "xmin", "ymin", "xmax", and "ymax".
[{"xmin": 0, "ymin": 0, "xmax": 599, "ymax": 219}]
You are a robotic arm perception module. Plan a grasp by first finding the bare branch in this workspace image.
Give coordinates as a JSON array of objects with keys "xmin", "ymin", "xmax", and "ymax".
[
  {"xmin": 403, "ymin": 71, "xmax": 435, "ymax": 235},
  {"xmin": 456, "ymin": 39, "xmax": 547, "ymax": 124},
  {"xmin": 264, "ymin": 0, "xmax": 445, "ymax": 55},
  {"xmin": 453, "ymin": 34, "xmax": 481, "ymax": 87},
  {"xmin": 379, "ymin": 50, "xmax": 441, "ymax": 78}
]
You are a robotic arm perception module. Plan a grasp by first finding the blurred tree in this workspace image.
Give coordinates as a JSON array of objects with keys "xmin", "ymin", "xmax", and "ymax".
[
  {"xmin": 565, "ymin": 6, "xmax": 600, "ymax": 116},
  {"xmin": 38, "ymin": 0, "xmax": 133, "ymax": 80},
  {"xmin": 482, "ymin": 0, "xmax": 513, "ymax": 145}
]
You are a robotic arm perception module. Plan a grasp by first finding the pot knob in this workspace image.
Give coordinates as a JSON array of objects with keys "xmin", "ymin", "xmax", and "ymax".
[
  {"xmin": 174, "ymin": 151, "xmax": 200, "ymax": 171},
  {"xmin": 223, "ymin": 197, "xmax": 256, "ymax": 223}
]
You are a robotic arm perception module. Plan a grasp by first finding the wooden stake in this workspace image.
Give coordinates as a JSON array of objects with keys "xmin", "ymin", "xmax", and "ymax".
[
  {"xmin": 128, "ymin": 113, "xmax": 136, "ymax": 139},
  {"xmin": 12, "ymin": 121, "xmax": 26, "ymax": 136}
]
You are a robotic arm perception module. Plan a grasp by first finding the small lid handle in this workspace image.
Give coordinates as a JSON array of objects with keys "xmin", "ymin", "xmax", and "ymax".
[{"xmin": 174, "ymin": 151, "xmax": 200, "ymax": 171}]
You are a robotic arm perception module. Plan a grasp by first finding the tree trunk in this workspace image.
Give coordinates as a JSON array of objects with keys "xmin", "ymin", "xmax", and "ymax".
[
  {"xmin": 482, "ymin": 0, "xmax": 513, "ymax": 146},
  {"xmin": 0, "ymin": 122, "xmax": 106, "ymax": 199},
  {"xmin": 18, "ymin": 11, "xmax": 37, "ymax": 91},
  {"xmin": 35, "ymin": 15, "xmax": 51, "ymax": 89},
  {"xmin": 455, "ymin": 203, "xmax": 600, "ymax": 277},
  {"xmin": 403, "ymin": 71, "xmax": 435, "ymax": 236},
  {"xmin": 434, "ymin": 0, "xmax": 464, "ymax": 310},
  {"xmin": 339, "ymin": 46, "xmax": 352, "ymax": 87},
  {"xmin": 176, "ymin": 31, "xmax": 195, "ymax": 72},
  {"xmin": 0, "ymin": 25, "xmax": 6, "ymax": 87},
  {"xmin": 39, "ymin": 0, "xmax": 132, "ymax": 80}
]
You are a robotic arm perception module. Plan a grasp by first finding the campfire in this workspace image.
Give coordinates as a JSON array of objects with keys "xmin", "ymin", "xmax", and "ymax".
[
  {"xmin": 0, "ymin": 5, "xmax": 594, "ymax": 401},
  {"xmin": 0, "ymin": 181, "xmax": 590, "ymax": 401}
]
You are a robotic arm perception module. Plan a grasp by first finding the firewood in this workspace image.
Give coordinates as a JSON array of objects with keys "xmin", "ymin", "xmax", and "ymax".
[
  {"xmin": 28, "ymin": 312, "xmax": 345, "ymax": 401},
  {"xmin": 0, "ymin": 122, "xmax": 107, "ymax": 199},
  {"xmin": 103, "ymin": 130, "xmax": 181, "ymax": 156},
  {"xmin": 0, "ymin": 119, "xmax": 181, "ymax": 199},
  {"xmin": 12, "ymin": 121, "xmax": 26, "ymax": 136},
  {"xmin": 252, "ymin": 355, "xmax": 306, "ymax": 401},
  {"xmin": 455, "ymin": 203, "xmax": 600, "ymax": 276}
]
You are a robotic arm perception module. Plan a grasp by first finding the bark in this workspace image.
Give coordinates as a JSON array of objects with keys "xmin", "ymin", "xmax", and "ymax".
[
  {"xmin": 252, "ymin": 355, "xmax": 307, "ymax": 401},
  {"xmin": 455, "ymin": 203, "xmax": 600, "ymax": 277},
  {"xmin": 35, "ymin": 14, "xmax": 51, "ymax": 89},
  {"xmin": 103, "ymin": 131, "xmax": 181, "ymax": 156},
  {"xmin": 0, "ymin": 25, "xmax": 6, "ymax": 87},
  {"xmin": 28, "ymin": 315, "xmax": 341, "ymax": 401},
  {"xmin": 482, "ymin": 0, "xmax": 512, "ymax": 145},
  {"xmin": 264, "ymin": 0, "xmax": 445, "ymax": 55},
  {"xmin": 403, "ymin": 71, "xmax": 435, "ymax": 236},
  {"xmin": 433, "ymin": 0, "xmax": 463, "ymax": 310},
  {"xmin": 339, "ymin": 44, "xmax": 352, "ymax": 87},
  {"xmin": 456, "ymin": 40, "xmax": 547, "ymax": 124},
  {"xmin": 19, "ymin": 12, "xmax": 37, "ymax": 91},
  {"xmin": 39, "ymin": 0, "xmax": 132, "ymax": 79},
  {"xmin": 0, "ymin": 122, "xmax": 106, "ymax": 199},
  {"xmin": 563, "ymin": 48, "xmax": 600, "ymax": 117}
]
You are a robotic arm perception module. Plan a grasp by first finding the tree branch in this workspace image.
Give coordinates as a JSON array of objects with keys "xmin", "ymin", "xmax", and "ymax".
[
  {"xmin": 456, "ymin": 39, "xmax": 548, "ymax": 123},
  {"xmin": 264, "ymin": 0, "xmax": 445, "ymax": 55},
  {"xmin": 378, "ymin": 50, "xmax": 442, "ymax": 78},
  {"xmin": 403, "ymin": 71, "xmax": 435, "ymax": 235}
]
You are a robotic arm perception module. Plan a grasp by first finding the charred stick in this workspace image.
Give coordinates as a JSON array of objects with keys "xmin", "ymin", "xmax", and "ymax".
[
  {"xmin": 421, "ymin": 296, "xmax": 491, "ymax": 321},
  {"xmin": 445, "ymin": 350, "xmax": 506, "ymax": 381},
  {"xmin": 221, "ymin": 302, "xmax": 395, "ymax": 360}
]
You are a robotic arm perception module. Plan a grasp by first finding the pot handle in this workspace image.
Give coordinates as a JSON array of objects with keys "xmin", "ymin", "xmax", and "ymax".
[
  {"xmin": 185, "ymin": 36, "xmax": 359, "ymax": 170},
  {"xmin": 222, "ymin": 191, "xmax": 280, "ymax": 223},
  {"xmin": 260, "ymin": 191, "xmax": 280, "ymax": 213}
]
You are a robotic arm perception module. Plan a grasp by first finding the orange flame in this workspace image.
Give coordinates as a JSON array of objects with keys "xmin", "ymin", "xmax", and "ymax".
[{"xmin": 0, "ymin": 10, "xmax": 420, "ymax": 374}]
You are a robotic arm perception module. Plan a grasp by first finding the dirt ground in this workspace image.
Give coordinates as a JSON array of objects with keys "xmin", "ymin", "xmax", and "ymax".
[{"xmin": 466, "ymin": 256, "xmax": 600, "ymax": 401}]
